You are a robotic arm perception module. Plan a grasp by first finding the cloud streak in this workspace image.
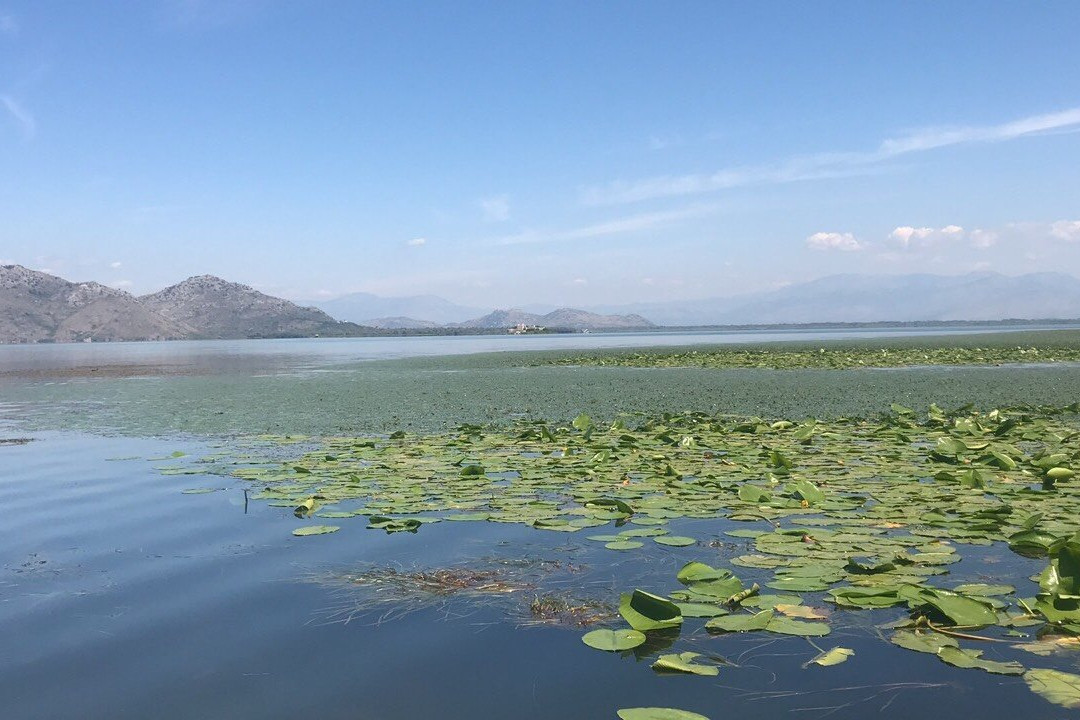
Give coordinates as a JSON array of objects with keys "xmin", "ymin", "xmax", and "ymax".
[
  {"xmin": 0, "ymin": 13, "xmax": 18, "ymax": 36},
  {"xmin": 806, "ymin": 232, "xmax": 861, "ymax": 252},
  {"xmin": 493, "ymin": 204, "xmax": 718, "ymax": 246},
  {"xmin": 582, "ymin": 107, "xmax": 1080, "ymax": 206},
  {"xmin": 1, "ymin": 94, "xmax": 35, "ymax": 139}
]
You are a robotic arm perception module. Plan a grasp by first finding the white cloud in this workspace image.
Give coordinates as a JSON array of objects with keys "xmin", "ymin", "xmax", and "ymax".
[
  {"xmin": 110, "ymin": 261, "xmax": 123, "ymax": 269},
  {"xmin": 1050, "ymin": 220, "xmax": 1080, "ymax": 243},
  {"xmin": 110, "ymin": 279, "xmax": 133, "ymax": 289},
  {"xmin": 969, "ymin": 229, "xmax": 998, "ymax": 249},
  {"xmin": 479, "ymin": 194, "xmax": 510, "ymax": 222},
  {"xmin": 806, "ymin": 232, "xmax": 861, "ymax": 252},
  {"xmin": 0, "ymin": 13, "xmax": 17, "ymax": 36},
  {"xmin": 494, "ymin": 204, "xmax": 717, "ymax": 246},
  {"xmin": 406, "ymin": 237, "xmax": 427, "ymax": 246},
  {"xmin": 889, "ymin": 225, "xmax": 989, "ymax": 249},
  {"xmin": 582, "ymin": 107, "xmax": 1080, "ymax": 205},
  {"xmin": 1, "ymin": 94, "xmax": 35, "ymax": 140},
  {"xmin": 572, "ymin": 277, "xmax": 588, "ymax": 285},
  {"xmin": 889, "ymin": 226, "xmax": 935, "ymax": 247}
]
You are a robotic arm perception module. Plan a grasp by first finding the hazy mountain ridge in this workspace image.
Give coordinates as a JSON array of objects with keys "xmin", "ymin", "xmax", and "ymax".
[
  {"xmin": 314, "ymin": 292, "xmax": 487, "ymax": 326},
  {"xmin": 586, "ymin": 272, "xmax": 1080, "ymax": 326},
  {"xmin": 456, "ymin": 307, "xmax": 655, "ymax": 330},
  {"xmin": 6, "ymin": 267, "xmax": 1080, "ymax": 343}
]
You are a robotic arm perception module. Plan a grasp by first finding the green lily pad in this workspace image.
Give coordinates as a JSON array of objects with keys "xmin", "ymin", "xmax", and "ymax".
[
  {"xmin": 617, "ymin": 709, "xmax": 710, "ymax": 720},
  {"xmin": 1024, "ymin": 668, "xmax": 1080, "ymax": 709},
  {"xmin": 652, "ymin": 652, "xmax": 719, "ymax": 676},
  {"xmin": 291, "ymin": 525, "xmax": 340, "ymax": 536},
  {"xmin": 581, "ymin": 628, "xmax": 646, "ymax": 651}
]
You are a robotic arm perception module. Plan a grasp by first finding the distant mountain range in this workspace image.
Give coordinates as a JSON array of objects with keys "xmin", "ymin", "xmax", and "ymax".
[
  {"xmin": 585, "ymin": 272, "xmax": 1080, "ymax": 325},
  {"xmin": 0, "ymin": 266, "xmax": 651, "ymax": 343},
  {"xmin": 313, "ymin": 292, "xmax": 486, "ymax": 326},
  {"xmin": 456, "ymin": 308, "xmax": 654, "ymax": 330},
  {"xmin": 0, "ymin": 266, "xmax": 366, "ymax": 343},
  {"xmin": 5, "ymin": 266, "xmax": 1080, "ymax": 344}
]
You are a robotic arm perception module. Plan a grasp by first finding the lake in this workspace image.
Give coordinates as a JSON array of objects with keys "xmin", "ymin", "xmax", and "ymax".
[{"xmin": 2, "ymin": 329, "xmax": 1079, "ymax": 719}]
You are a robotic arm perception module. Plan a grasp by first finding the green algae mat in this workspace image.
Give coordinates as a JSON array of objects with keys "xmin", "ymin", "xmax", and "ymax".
[
  {"xmin": 541, "ymin": 344, "xmax": 1080, "ymax": 370},
  {"xmin": 165, "ymin": 401, "xmax": 1080, "ymax": 715}
]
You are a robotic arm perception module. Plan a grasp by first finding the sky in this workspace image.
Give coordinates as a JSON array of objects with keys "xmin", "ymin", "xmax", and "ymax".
[{"xmin": 2, "ymin": 1, "xmax": 1080, "ymax": 307}]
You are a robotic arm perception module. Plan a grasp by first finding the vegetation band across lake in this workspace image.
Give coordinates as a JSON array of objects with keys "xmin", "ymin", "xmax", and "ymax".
[
  {"xmin": 165, "ymin": 401, "xmax": 1080, "ymax": 714},
  {"xmin": 538, "ymin": 342, "xmax": 1080, "ymax": 371}
]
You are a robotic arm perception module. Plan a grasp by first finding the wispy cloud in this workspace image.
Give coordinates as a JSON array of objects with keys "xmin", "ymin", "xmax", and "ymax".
[
  {"xmin": 1, "ymin": 94, "xmax": 35, "ymax": 140},
  {"xmin": 479, "ymin": 194, "xmax": 510, "ymax": 222},
  {"xmin": 583, "ymin": 107, "xmax": 1080, "ymax": 206},
  {"xmin": 1050, "ymin": 220, "xmax": 1080, "ymax": 243},
  {"xmin": 806, "ymin": 232, "xmax": 861, "ymax": 252},
  {"xmin": 889, "ymin": 224, "xmax": 966, "ymax": 248},
  {"xmin": 493, "ymin": 204, "xmax": 718, "ymax": 246},
  {"xmin": 110, "ymin": 261, "xmax": 123, "ymax": 269},
  {"xmin": 872, "ymin": 220, "xmax": 1080, "ymax": 253},
  {"xmin": 0, "ymin": 13, "xmax": 18, "ymax": 37},
  {"xmin": 406, "ymin": 237, "xmax": 427, "ymax": 246}
]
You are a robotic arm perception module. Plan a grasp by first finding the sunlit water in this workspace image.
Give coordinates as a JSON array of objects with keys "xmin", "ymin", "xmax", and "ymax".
[{"xmin": 2, "ymin": 330, "xmax": 1079, "ymax": 718}]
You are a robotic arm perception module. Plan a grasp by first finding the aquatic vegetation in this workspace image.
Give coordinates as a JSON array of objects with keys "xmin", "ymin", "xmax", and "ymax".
[
  {"xmin": 541, "ymin": 345, "xmax": 1080, "ymax": 370},
  {"xmin": 178, "ymin": 401, "xmax": 1080, "ymax": 710}
]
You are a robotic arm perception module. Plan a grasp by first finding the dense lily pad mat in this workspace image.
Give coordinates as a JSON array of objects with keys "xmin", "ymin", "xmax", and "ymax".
[
  {"xmin": 175, "ymin": 402, "xmax": 1080, "ymax": 712},
  {"xmin": 541, "ymin": 345, "xmax": 1080, "ymax": 371}
]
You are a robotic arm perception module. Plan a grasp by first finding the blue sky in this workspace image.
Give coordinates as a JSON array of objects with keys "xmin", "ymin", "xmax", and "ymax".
[{"xmin": 2, "ymin": 1, "xmax": 1079, "ymax": 306}]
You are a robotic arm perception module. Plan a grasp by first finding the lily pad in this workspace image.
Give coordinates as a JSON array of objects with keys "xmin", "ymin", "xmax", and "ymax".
[
  {"xmin": 291, "ymin": 525, "xmax": 340, "ymax": 536},
  {"xmin": 617, "ymin": 709, "xmax": 710, "ymax": 720},
  {"xmin": 581, "ymin": 628, "xmax": 646, "ymax": 651}
]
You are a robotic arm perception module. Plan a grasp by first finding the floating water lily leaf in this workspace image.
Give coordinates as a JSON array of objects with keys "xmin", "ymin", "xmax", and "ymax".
[
  {"xmin": 606, "ymin": 541, "xmax": 644, "ymax": 550},
  {"xmin": 652, "ymin": 652, "xmax": 719, "ymax": 676},
  {"xmin": 790, "ymin": 480, "xmax": 825, "ymax": 505},
  {"xmin": 291, "ymin": 525, "xmax": 340, "ymax": 536},
  {"xmin": 904, "ymin": 587, "xmax": 998, "ymax": 627},
  {"xmin": 890, "ymin": 630, "xmax": 958, "ymax": 654},
  {"xmin": 617, "ymin": 709, "xmax": 709, "ymax": 720},
  {"xmin": 953, "ymin": 583, "xmax": 1015, "ymax": 597},
  {"xmin": 581, "ymin": 628, "xmax": 646, "ymax": 651},
  {"xmin": 738, "ymin": 485, "xmax": 772, "ymax": 503},
  {"xmin": 676, "ymin": 562, "xmax": 735, "ymax": 585},
  {"xmin": 766, "ymin": 616, "xmax": 831, "ymax": 636},
  {"xmin": 808, "ymin": 647, "xmax": 854, "ymax": 667},
  {"xmin": 1024, "ymin": 668, "xmax": 1080, "ymax": 709},
  {"xmin": 775, "ymin": 604, "xmax": 828, "ymax": 620},
  {"xmin": 706, "ymin": 609, "xmax": 773, "ymax": 633},
  {"xmin": 767, "ymin": 577, "xmax": 832, "ymax": 592},
  {"xmin": 654, "ymin": 536, "xmax": 696, "ymax": 547},
  {"xmin": 619, "ymin": 590, "xmax": 683, "ymax": 631},
  {"xmin": 676, "ymin": 603, "xmax": 729, "ymax": 618},
  {"xmin": 936, "ymin": 646, "xmax": 1024, "ymax": 675}
]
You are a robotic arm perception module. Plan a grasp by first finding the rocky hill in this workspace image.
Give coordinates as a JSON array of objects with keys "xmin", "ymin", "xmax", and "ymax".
[
  {"xmin": 0, "ymin": 265, "xmax": 190, "ymax": 343},
  {"xmin": 457, "ymin": 307, "xmax": 654, "ymax": 330},
  {"xmin": 0, "ymin": 267, "xmax": 372, "ymax": 343},
  {"xmin": 139, "ymin": 275, "xmax": 355, "ymax": 339}
]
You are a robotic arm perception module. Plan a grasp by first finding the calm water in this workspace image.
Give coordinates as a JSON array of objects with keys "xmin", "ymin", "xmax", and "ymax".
[
  {"xmin": 2, "ymin": 330, "xmax": 1079, "ymax": 719},
  {"xmin": 0, "ymin": 432, "xmax": 1061, "ymax": 720},
  {"xmin": 1, "ymin": 324, "xmax": 1070, "ymax": 373}
]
